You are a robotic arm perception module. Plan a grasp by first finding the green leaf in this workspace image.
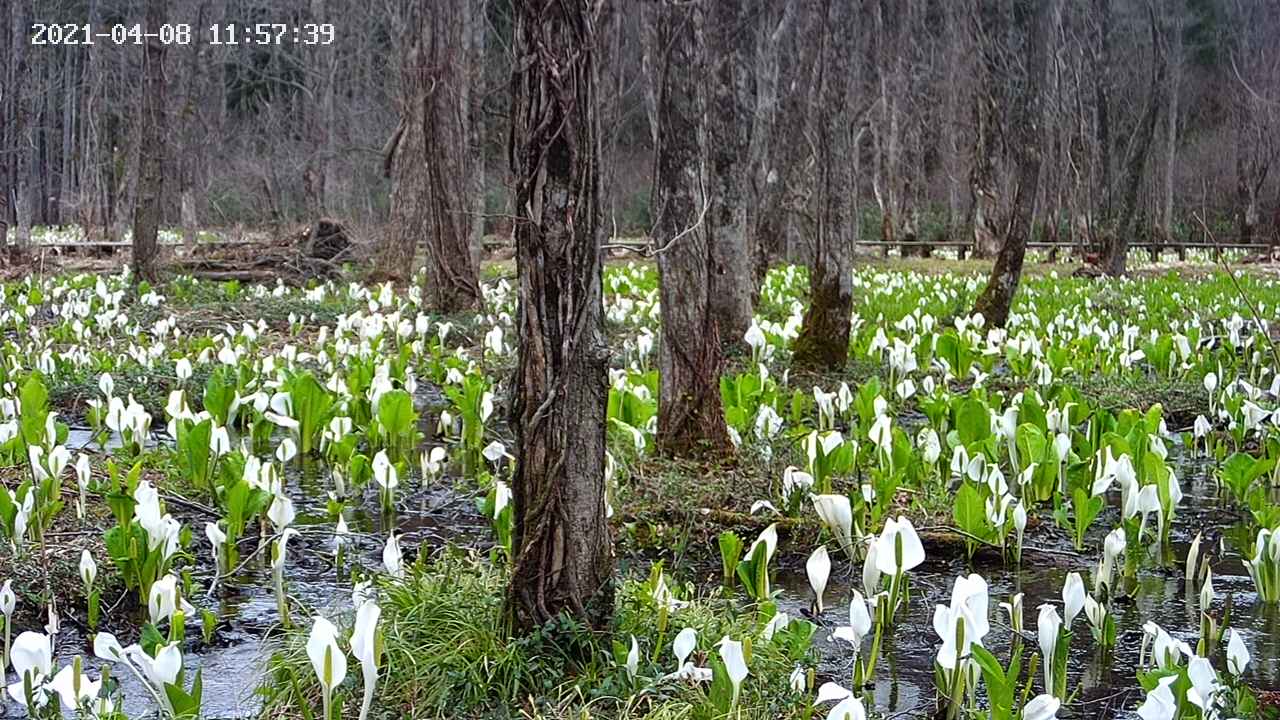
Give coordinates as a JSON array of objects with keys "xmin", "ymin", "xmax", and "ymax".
[
  {"xmin": 708, "ymin": 653, "xmax": 733, "ymax": 713},
  {"xmin": 956, "ymin": 398, "xmax": 990, "ymax": 445},
  {"xmin": 718, "ymin": 531, "xmax": 742, "ymax": 588},
  {"xmin": 953, "ymin": 481, "xmax": 987, "ymax": 538}
]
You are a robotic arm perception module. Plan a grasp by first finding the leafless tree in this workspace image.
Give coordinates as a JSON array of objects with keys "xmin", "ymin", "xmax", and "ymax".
[
  {"xmin": 381, "ymin": 0, "xmax": 482, "ymax": 308},
  {"xmin": 705, "ymin": 0, "xmax": 754, "ymax": 348},
  {"xmin": 792, "ymin": 0, "xmax": 856, "ymax": 370},
  {"xmin": 972, "ymin": 0, "xmax": 1053, "ymax": 327},
  {"xmin": 646, "ymin": 0, "xmax": 733, "ymax": 458},
  {"xmin": 132, "ymin": 0, "xmax": 168, "ymax": 282}
]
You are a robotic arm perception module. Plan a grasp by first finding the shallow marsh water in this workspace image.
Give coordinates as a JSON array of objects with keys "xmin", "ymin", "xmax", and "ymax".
[
  {"xmin": 772, "ymin": 449, "xmax": 1280, "ymax": 718},
  {"xmin": 17, "ymin": 435, "xmax": 1280, "ymax": 719}
]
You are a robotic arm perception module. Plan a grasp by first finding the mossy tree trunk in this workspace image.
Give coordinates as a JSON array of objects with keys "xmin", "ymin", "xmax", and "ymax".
[
  {"xmin": 648, "ymin": 0, "xmax": 733, "ymax": 458},
  {"xmin": 792, "ymin": 0, "xmax": 853, "ymax": 372},
  {"xmin": 507, "ymin": 0, "xmax": 614, "ymax": 634}
]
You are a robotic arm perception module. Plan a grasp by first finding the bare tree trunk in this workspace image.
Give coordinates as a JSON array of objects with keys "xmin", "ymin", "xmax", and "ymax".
[
  {"xmin": 132, "ymin": 0, "xmax": 166, "ymax": 282},
  {"xmin": 5, "ymin": 0, "xmax": 34, "ymax": 260},
  {"xmin": 706, "ymin": 0, "xmax": 754, "ymax": 350},
  {"xmin": 970, "ymin": 93, "xmax": 1002, "ymax": 258},
  {"xmin": 1237, "ymin": 157, "xmax": 1265, "ymax": 246},
  {"xmin": 384, "ymin": 1, "xmax": 481, "ymax": 308},
  {"xmin": 1102, "ymin": 8, "xmax": 1165, "ymax": 277},
  {"xmin": 793, "ymin": 0, "xmax": 854, "ymax": 371},
  {"xmin": 304, "ymin": 0, "xmax": 336, "ymax": 217},
  {"xmin": 1158, "ymin": 12, "xmax": 1181, "ymax": 250},
  {"xmin": 649, "ymin": 0, "xmax": 733, "ymax": 458},
  {"xmin": 972, "ymin": 0, "xmax": 1051, "ymax": 328},
  {"xmin": 747, "ymin": 0, "xmax": 793, "ymax": 295},
  {"xmin": 462, "ymin": 0, "xmax": 487, "ymax": 268},
  {"xmin": 507, "ymin": 0, "xmax": 613, "ymax": 633},
  {"xmin": 1093, "ymin": 0, "xmax": 1112, "ymax": 229}
]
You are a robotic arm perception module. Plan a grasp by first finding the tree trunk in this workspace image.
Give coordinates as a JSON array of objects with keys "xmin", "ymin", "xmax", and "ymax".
[
  {"xmin": 460, "ymin": 0, "xmax": 487, "ymax": 269},
  {"xmin": 384, "ymin": 1, "xmax": 481, "ymax": 309},
  {"xmin": 506, "ymin": 0, "xmax": 613, "ymax": 634},
  {"xmin": 792, "ymin": 0, "xmax": 854, "ymax": 372},
  {"xmin": 706, "ymin": 0, "xmax": 755, "ymax": 350},
  {"xmin": 132, "ymin": 0, "xmax": 166, "ymax": 283},
  {"xmin": 304, "ymin": 0, "xmax": 336, "ymax": 217},
  {"xmin": 4, "ymin": 0, "xmax": 33, "ymax": 261},
  {"xmin": 1158, "ymin": 13, "xmax": 1181, "ymax": 249},
  {"xmin": 970, "ymin": 94, "xmax": 1002, "ymax": 258},
  {"xmin": 649, "ymin": 0, "xmax": 733, "ymax": 458},
  {"xmin": 972, "ymin": 0, "xmax": 1051, "ymax": 328},
  {"xmin": 746, "ymin": 1, "xmax": 793, "ymax": 297},
  {"xmin": 1237, "ymin": 159, "xmax": 1262, "ymax": 246},
  {"xmin": 1101, "ymin": 9, "xmax": 1165, "ymax": 277},
  {"xmin": 1093, "ymin": 0, "xmax": 1112, "ymax": 228}
]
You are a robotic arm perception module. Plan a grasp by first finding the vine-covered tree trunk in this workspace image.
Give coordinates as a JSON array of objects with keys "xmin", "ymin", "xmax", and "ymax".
[
  {"xmin": 972, "ymin": 0, "xmax": 1050, "ymax": 328},
  {"xmin": 792, "ymin": 0, "xmax": 853, "ymax": 372},
  {"xmin": 650, "ymin": 0, "xmax": 733, "ymax": 458},
  {"xmin": 707, "ymin": 0, "xmax": 754, "ymax": 349},
  {"xmin": 507, "ymin": 0, "xmax": 613, "ymax": 634},
  {"xmin": 131, "ymin": 0, "xmax": 166, "ymax": 283},
  {"xmin": 383, "ymin": 1, "xmax": 481, "ymax": 309}
]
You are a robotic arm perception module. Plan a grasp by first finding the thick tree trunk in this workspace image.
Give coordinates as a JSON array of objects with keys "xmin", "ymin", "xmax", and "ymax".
[
  {"xmin": 507, "ymin": 0, "xmax": 613, "ymax": 633},
  {"xmin": 132, "ymin": 0, "xmax": 166, "ymax": 282},
  {"xmin": 972, "ymin": 0, "xmax": 1051, "ymax": 328},
  {"xmin": 384, "ymin": 2, "xmax": 481, "ymax": 308},
  {"xmin": 650, "ymin": 0, "xmax": 733, "ymax": 458},
  {"xmin": 792, "ymin": 0, "xmax": 853, "ymax": 372},
  {"xmin": 706, "ymin": 0, "xmax": 754, "ymax": 350}
]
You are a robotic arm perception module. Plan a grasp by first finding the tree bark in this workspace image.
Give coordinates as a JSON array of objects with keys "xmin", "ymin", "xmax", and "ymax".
[
  {"xmin": 746, "ymin": 1, "xmax": 793, "ymax": 296},
  {"xmin": 1158, "ymin": 11, "xmax": 1181, "ymax": 250},
  {"xmin": 969, "ymin": 93, "xmax": 1002, "ymax": 258},
  {"xmin": 1101, "ymin": 7, "xmax": 1165, "ymax": 277},
  {"xmin": 384, "ymin": 1, "xmax": 481, "ymax": 309},
  {"xmin": 792, "ymin": 0, "xmax": 854, "ymax": 372},
  {"xmin": 4, "ymin": 0, "xmax": 34, "ymax": 260},
  {"xmin": 304, "ymin": 0, "xmax": 336, "ymax": 217},
  {"xmin": 649, "ymin": 0, "xmax": 733, "ymax": 458},
  {"xmin": 972, "ymin": 0, "xmax": 1051, "ymax": 328},
  {"xmin": 461, "ymin": 0, "xmax": 487, "ymax": 269},
  {"xmin": 1093, "ymin": 0, "xmax": 1112, "ymax": 228},
  {"xmin": 706, "ymin": 0, "xmax": 755, "ymax": 350},
  {"xmin": 507, "ymin": 0, "xmax": 613, "ymax": 634},
  {"xmin": 132, "ymin": 0, "xmax": 166, "ymax": 283}
]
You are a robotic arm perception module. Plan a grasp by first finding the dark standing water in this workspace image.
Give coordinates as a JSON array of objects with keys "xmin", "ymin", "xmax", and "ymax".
[
  {"xmin": 772, "ymin": 448, "xmax": 1280, "ymax": 718},
  {"xmin": 29, "ymin": 431, "xmax": 1280, "ymax": 719},
  {"xmin": 30, "ymin": 456, "xmax": 489, "ymax": 719}
]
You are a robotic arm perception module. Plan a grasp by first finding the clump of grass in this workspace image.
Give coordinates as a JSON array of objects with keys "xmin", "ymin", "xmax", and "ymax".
[{"xmin": 261, "ymin": 552, "xmax": 816, "ymax": 720}]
